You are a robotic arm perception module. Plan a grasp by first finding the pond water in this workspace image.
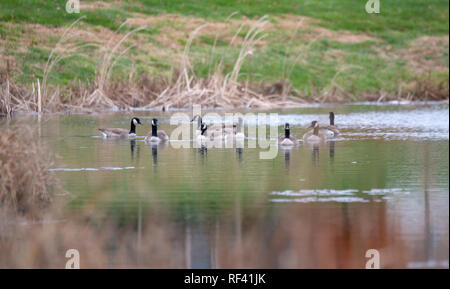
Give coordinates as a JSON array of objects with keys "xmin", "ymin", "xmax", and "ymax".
[{"xmin": 2, "ymin": 102, "xmax": 449, "ymax": 268}]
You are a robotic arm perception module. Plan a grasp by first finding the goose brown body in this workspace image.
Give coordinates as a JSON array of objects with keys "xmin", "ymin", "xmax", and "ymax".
[
  {"xmin": 303, "ymin": 121, "xmax": 326, "ymax": 143},
  {"xmin": 279, "ymin": 123, "xmax": 298, "ymax": 146},
  {"xmin": 145, "ymin": 118, "xmax": 169, "ymax": 143},
  {"xmin": 320, "ymin": 112, "xmax": 340, "ymax": 137},
  {"xmin": 98, "ymin": 117, "xmax": 142, "ymax": 138}
]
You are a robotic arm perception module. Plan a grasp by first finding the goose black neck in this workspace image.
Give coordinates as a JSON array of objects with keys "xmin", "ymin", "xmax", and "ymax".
[
  {"xmin": 130, "ymin": 120, "xmax": 136, "ymax": 134},
  {"xmin": 330, "ymin": 113, "xmax": 335, "ymax": 126},
  {"xmin": 152, "ymin": 124, "xmax": 157, "ymax": 137},
  {"xmin": 285, "ymin": 128, "xmax": 290, "ymax": 139},
  {"xmin": 313, "ymin": 125, "xmax": 319, "ymax": 136},
  {"xmin": 201, "ymin": 127, "xmax": 207, "ymax": 136}
]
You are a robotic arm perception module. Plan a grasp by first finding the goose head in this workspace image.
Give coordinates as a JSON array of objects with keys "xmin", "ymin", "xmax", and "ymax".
[
  {"xmin": 191, "ymin": 115, "xmax": 202, "ymax": 129},
  {"xmin": 130, "ymin": 117, "xmax": 142, "ymax": 134},
  {"xmin": 284, "ymin": 123, "xmax": 290, "ymax": 138},
  {"xmin": 132, "ymin": 117, "xmax": 142, "ymax": 126}
]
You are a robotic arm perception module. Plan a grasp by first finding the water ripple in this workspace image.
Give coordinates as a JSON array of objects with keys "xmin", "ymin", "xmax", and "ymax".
[
  {"xmin": 49, "ymin": 166, "xmax": 139, "ymax": 172},
  {"xmin": 270, "ymin": 188, "xmax": 410, "ymax": 203}
]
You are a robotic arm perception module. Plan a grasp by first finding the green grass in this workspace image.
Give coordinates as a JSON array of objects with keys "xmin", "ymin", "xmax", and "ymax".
[
  {"xmin": 2, "ymin": 0, "xmax": 447, "ymax": 41},
  {"xmin": 128, "ymin": 0, "xmax": 449, "ymax": 42},
  {"xmin": 0, "ymin": 0, "xmax": 128, "ymax": 29},
  {"xmin": 0, "ymin": 0, "xmax": 448, "ymax": 101},
  {"xmin": 188, "ymin": 34, "xmax": 421, "ymax": 98}
]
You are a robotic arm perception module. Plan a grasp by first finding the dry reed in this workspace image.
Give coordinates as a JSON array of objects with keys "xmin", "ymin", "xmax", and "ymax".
[
  {"xmin": 145, "ymin": 16, "xmax": 306, "ymax": 110},
  {"xmin": 0, "ymin": 125, "xmax": 55, "ymax": 214}
]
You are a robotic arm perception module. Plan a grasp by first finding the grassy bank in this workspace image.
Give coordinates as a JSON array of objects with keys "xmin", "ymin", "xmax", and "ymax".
[{"xmin": 0, "ymin": 0, "xmax": 448, "ymax": 112}]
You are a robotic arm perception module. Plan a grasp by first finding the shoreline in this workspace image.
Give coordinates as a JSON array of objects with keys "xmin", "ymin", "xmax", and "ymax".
[
  {"xmin": 1, "ymin": 76, "xmax": 448, "ymax": 115},
  {"xmin": 1, "ymin": 99, "xmax": 448, "ymax": 117}
]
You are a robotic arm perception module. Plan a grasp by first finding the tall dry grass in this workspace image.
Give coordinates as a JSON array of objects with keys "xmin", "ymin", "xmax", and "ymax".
[
  {"xmin": 0, "ymin": 17, "xmax": 147, "ymax": 114},
  {"xmin": 145, "ymin": 16, "xmax": 306, "ymax": 110},
  {"xmin": 1, "ymin": 16, "xmax": 448, "ymax": 114},
  {"xmin": 0, "ymin": 125, "xmax": 55, "ymax": 214},
  {"xmin": 86, "ymin": 21, "xmax": 146, "ymax": 109},
  {"xmin": 0, "ymin": 16, "xmax": 306, "ymax": 114}
]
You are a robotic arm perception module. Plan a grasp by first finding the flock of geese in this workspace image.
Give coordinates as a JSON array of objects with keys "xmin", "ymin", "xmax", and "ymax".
[{"xmin": 98, "ymin": 112, "xmax": 340, "ymax": 145}]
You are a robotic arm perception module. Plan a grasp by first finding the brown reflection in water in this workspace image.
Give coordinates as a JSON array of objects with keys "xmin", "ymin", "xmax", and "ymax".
[
  {"xmin": 329, "ymin": 140, "xmax": 335, "ymax": 162},
  {"xmin": 283, "ymin": 148, "xmax": 291, "ymax": 170},
  {"xmin": 236, "ymin": 147, "xmax": 243, "ymax": 163},
  {"xmin": 136, "ymin": 197, "xmax": 143, "ymax": 266},
  {"xmin": 1, "ymin": 110, "xmax": 448, "ymax": 269},
  {"xmin": 212, "ymin": 202, "xmax": 397, "ymax": 268},
  {"xmin": 146, "ymin": 142, "xmax": 169, "ymax": 166},
  {"xmin": 311, "ymin": 143, "xmax": 320, "ymax": 166},
  {"xmin": 184, "ymin": 218, "xmax": 213, "ymax": 269},
  {"xmin": 130, "ymin": 139, "xmax": 138, "ymax": 160},
  {"xmin": 0, "ymin": 190, "xmax": 448, "ymax": 268},
  {"xmin": 198, "ymin": 145, "xmax": 207, "ymax": 159},
  {"xmin": 419, "ymin": 141, "xmax": 443, "ymax": 267},
  {"xmin": 151, "ymin": 144, "xmax": 158, "ymax": 165},
  {"xmin": 177, "ymin": 201, "xmax": 399, "ymax": 268}
]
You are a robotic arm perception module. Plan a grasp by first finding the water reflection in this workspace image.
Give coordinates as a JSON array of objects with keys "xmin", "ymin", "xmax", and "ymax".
[
  {"xmin": 130, "ymin": 139, "xmax": 138, "ymax": 160},
  {"xmin": 185, "ymin": 219, "xmax": 213, "ymax": 269},
  {"xmin": 144, "ymin": 142, "xmax": 168, "ymax": 165},
  {"xmin": 312, "ymin": 144, "xmax": 320, "ymax": 166},
  {"xmin": 136, "ymin": 196, "xmax": 143, "ymax": 265},
  {"xmin": 283, "ymin": 148, "xmax": 291, "ymax": 169},
  {"xmin": 0, "ymin": 103, "xmax": 448, "ymax": 268},
  {"xmin": 151, "ymin": 144, "xmax": 158, "ymax": 165},
  {"xmin": 236, "ymin": 147, "xmax": 243, "ymax": 163},
  {"xmin": 329, "ymin": 140, "xmax": 335, "ymax": 162},
  {"xmin": 169, "ymin": 197, "xmax": 437, "ymax": 268},
  {"xmin": 198, "ymin": 145, "xmax": 207, "ymax": 158}
]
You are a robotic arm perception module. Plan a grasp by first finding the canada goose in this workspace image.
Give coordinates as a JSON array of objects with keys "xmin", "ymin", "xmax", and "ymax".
[
  {"xmin": 303, "ymin": 121, "xmax": 326, "ymax": 138},
  {"xmin": 191, "ymin": 115, "xmax": 203, "ymax": 136},
  {"xmin": 303, "ymin": 121, "xmax": 326, "ymax": 143},
  {"xmin": 192, "ymin": 115, "xmax": 229, "ymax": 141},
  {"xmin": 310, "ymin": 112, "xmax": 340, "ymax": 138},
  {"xmin": 326, "ymin": 112, "xmax": 340, "ymax": 136},
  {"xmin": 144, "ymin": 118, "xmax": 169, "ymax": 143},
  {"xmin": 279, "ymin": 123, "xmax": 298, "ymax": 146},
  {"xmin": 196, "ymin": 123, "xmax": 208, "ymax": 144},
  {"xmin": 98, "ymin": 117, "xmax": 142, "ymax": 138}
]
